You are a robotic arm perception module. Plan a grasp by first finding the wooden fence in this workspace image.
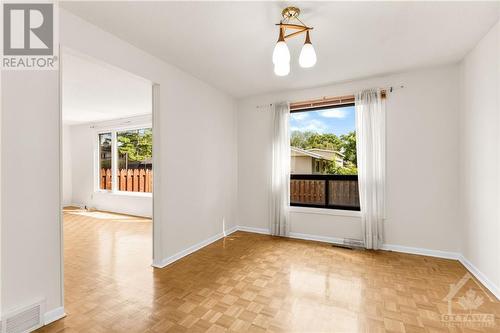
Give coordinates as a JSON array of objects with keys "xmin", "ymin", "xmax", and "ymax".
[
  {"xmin": 100, "ymin": 168, "xmax": 153, "ymax": 193},
  {"xmin": 290, "ymin": 175, "xmax": 359, "ymax": 209},
  {"xmin": 290, "ymin": 179, "xmax": 325, "ymax": 205},
  {"xmin": 328, "ymin": 180, "xmax": 359, "ymax": 207}
]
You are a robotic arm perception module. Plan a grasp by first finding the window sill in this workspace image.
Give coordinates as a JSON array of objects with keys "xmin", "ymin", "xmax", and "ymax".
[
  {"xmin": 94, "ymin": 190, "xmax": 152, "ymax": 198},
  {"xmin": 289, "ymin": 206, "xmax": 361, "ymax": 218}
]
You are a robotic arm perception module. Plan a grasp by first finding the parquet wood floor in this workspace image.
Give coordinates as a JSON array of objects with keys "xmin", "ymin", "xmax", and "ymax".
[{"xmin": 38, "ymin": 209, "xmax": 500, "ymax": 332}]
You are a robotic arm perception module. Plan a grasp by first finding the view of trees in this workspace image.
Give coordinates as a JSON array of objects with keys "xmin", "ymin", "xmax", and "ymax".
[
  {"xmin": 99, "ymin": 133, "xmax": 112, "ymax": 169},
  {"xmin": 117, "ymin": 128, "xmax": 153, "ymax": 169},
  {"xmin": 291, "ymin": 130, "xmax": 357, "ymax": 175}
]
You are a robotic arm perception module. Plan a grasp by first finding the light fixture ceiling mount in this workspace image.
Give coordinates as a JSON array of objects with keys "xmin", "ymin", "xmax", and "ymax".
[
  {"xmin": 272, "ymin": 6, "xmax": 317, "ymax": 76},
  {"xmin": 282, "ymin": 6, "xmax": 300, "ymax": 19}
]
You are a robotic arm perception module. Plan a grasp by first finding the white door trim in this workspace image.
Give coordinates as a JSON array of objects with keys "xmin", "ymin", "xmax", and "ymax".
[{"xmin": 152, "ymin": 83, "xmax": 162, "ymax": 265}]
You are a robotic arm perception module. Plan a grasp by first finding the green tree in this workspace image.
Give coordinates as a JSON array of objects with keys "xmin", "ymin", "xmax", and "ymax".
[
  {"xmin": 339, "ymin": 131, "xmax": 357, "ymax": 166},
  {"xmin": 290, "ymin": 131, "xmax": 342, "ymax": 151},
  {"xmin": 291, "ymin": 130, "xmax": 358, "ymax": 175},
  {"xmin": 325, "ymin": 161, "xmax": 358, "ymax": 175},
  {"xmin": 117, "ymin": 129, "xmax": 152, "ymax": 169}
]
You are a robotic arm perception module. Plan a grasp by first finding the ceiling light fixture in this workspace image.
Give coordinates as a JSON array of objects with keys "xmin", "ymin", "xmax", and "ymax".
[{"xmin": 273, "ymin": 6, "xmax": 316, "ymax": 76}]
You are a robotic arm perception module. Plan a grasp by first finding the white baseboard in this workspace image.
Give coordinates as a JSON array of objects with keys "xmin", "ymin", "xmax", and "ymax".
[
  {"xmin": 459, "ymin": 255, "xmax": 500, "ymax": 301},
  {"xmin": 44, "ymin": 306, "xmax": 66, "ymax": 325},
  {"xmin": 65, "ymin": 203, "xmax": 84, "ymax": 209},
  {"xmin": 236, "ymin": 225, "xmax": 270, "ymax": 234},
  {"xmin": 237, "ymin": 227, "xmax": 349, "ymax": 246},
  {"xmin": 288, "ymin": 232, "xmax": 345, "ymax": 245},
  {"xmin": 224, "ymin": 225, "xmax": 238, "ymax": 236},
  {"xmin": 380, "ymin": 243, "xmax": 460, "ymax": 260},
  {"xmin": 152, "ymin": 226, "xmax": 238, "ymax": 268}
]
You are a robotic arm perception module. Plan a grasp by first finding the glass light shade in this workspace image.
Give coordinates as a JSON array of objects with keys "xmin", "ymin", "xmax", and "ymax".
[
  {"xmin": 299, "ymin": 43, "xmax": 317, "ymax": 68},
  {"xmin": 272, "ymin": 41, "xmax": 290, "ymax": 65},
  {"xmin": 274, "ymin": 61, "xmax": 290, "ymax": 76}
]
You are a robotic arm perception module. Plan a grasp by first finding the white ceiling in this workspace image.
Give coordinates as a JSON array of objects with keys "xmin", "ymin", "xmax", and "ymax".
[
  {"xmin": 62, "ymin": 50, "xmax": 152, "ymax": 125},
  {"xmin": 60, "ymin": 1, "xmax": 500, "ymax": 98}
]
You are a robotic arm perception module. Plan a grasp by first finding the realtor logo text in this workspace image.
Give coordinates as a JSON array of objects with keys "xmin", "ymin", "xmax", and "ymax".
[{"xmin": 2, "ymin": 1, "xmax": 58, "ymax": 70}]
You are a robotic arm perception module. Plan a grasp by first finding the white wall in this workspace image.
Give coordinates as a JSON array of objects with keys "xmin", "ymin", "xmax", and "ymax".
[
  {"xmin": 62, "ymin": 125, "xmax": 72, "ymax": 206},
  {"xmin": 459, "ymin": 21, "xmax": 500, "ymax": 296},
  {"xmin": 69, "ymin": 121, "xmax": 152, "ymax": 218},
  {"xmin": 60, "ymin": 9, "xmax": 238, "ymax": 264},
  {"xmin": 237, "ymin": 65, "xmax": 461, "ymax": 252},
  {"xmin": 0, "ymin": 8, "xmax": 238, "ymax": 321},
  {"xmin": 1, "ymin": 71, "xmax": 62, "ymax": 315}
]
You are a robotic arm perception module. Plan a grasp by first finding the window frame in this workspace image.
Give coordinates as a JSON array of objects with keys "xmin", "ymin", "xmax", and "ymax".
[
  {"xmin": 289, "ymin": 102, "xmax": 360, "ymax": 211},
  {"xmin": 290, "ymin": 102, "xmax": 355, "ymax": 114},
  {"xmin": 94, "ymin": 122, "xmax": 152, "ymax": 196},
  {"xmin": 97, "ymin": 132, "xmax": 113, "ymax": 192}
]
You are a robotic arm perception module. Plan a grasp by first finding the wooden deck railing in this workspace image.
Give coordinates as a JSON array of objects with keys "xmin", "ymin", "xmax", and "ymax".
[
  {"xmin": 290, "ymin": 174, "xmax": 360, "ymax": 210},
  {"xmin": 100, "ymin": 168, "xmax": 153, "ymax": 193}
]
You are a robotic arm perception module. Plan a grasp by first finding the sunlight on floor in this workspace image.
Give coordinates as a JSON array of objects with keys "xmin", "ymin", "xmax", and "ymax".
[{"xmin": 64, "ymin": 208, "xmax": 151, "ymax": 222}]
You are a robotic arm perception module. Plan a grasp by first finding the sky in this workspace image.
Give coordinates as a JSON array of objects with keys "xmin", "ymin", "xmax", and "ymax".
[{"xmin": 289, "ymin": 105, "xmax": 355, "ymax": 136}]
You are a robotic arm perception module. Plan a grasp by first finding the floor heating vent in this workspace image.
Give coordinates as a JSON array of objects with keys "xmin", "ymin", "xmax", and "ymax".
[
  {"xmin": 3, "ymin": 300, "xmax": 44, "ymax": 333},
  {"xmin": 331, "ymin": 243, "xmax": 354, "ymax": 250},
  {"xmin": 342, "ymin": 238, "xmax": 365, "ymax": 249}
]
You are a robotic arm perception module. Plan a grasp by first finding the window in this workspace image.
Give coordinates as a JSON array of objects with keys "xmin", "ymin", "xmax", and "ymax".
[
  {"xmin": 289, "ymin": 104, "xmax": 360, "ymax": 210},
  {"xmin": 98, "ymin": 133, "xmax": 112, "ymax": 190},
  {"xmin": 314, "ymin": 160, "xmax": 320, "ymax": 172},
  {"xmin": 97, "ymin": 127, "xmax": 153, "ymax": 193}
]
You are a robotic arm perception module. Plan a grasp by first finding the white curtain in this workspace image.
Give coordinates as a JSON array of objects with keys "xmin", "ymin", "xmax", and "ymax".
[
  {"xmin": 270, "ymin": 102, "xmax": 290, "ymax": 236},
  {"xmin": 355, "ymin": 89, "xmax": 386, "ymax": 250}
]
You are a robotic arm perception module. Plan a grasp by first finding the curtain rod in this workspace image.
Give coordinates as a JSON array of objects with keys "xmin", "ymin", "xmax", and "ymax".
[{"xmin": 256, "ymin": 85, "xmax": 405, "ymax": 110}]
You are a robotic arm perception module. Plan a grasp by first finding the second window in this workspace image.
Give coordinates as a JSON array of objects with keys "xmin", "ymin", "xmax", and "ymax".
[
  {"xmin": 98, "ymin": 127, "xmax": 153, "ymax": 193},
  {"xmin": 289, "ymin": 104, "xmax": 360, "ymax": 210}
]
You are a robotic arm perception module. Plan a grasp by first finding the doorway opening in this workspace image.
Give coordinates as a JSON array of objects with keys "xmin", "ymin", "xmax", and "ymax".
[{"xmin": 60, "ymin": 48, "xmax": 159, "ymax": 305}]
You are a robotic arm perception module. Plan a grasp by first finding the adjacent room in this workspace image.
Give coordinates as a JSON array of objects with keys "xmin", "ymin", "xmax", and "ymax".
[
  {"xmin": 62, "ymin": 50, "xmax": 154, "ymax": 218},
  {"xmin": 61, "ymin": 50, "xmax": 154, "ymax": 288},
  {"xmin": 1, "ymin": 1, "xmax": 500, "ymax": 333}
]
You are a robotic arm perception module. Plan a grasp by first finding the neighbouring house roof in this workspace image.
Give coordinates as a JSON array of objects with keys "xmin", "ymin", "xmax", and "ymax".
[
  {"xmin": 290, "ymin": 146, "xmax": 325, "ymax": 160},
  {"xmin": 308, "ymin": 148, "xmax": 345, "ymax": 158}
]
